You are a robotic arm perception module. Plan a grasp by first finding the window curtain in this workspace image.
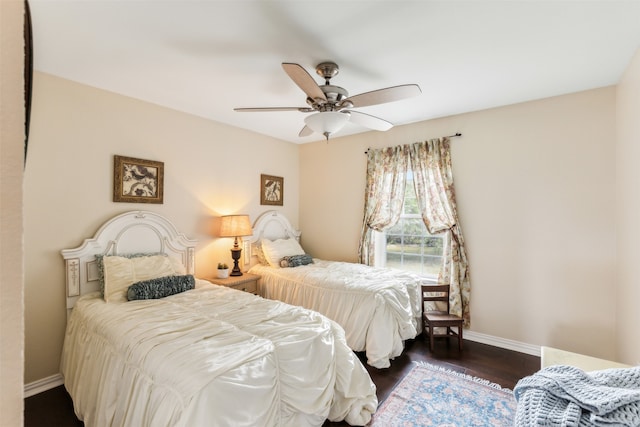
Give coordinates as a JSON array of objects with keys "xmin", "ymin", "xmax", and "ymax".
[
  {"xmin": 358, "ymin": 145, "xmax": 410, "ymax": 265},
  {"xmin": 409, "ymin": 138, "xmax": 470, "ymax": 326},
  {"xmin": 358, "ymin": 137, "xmax": 471, "ymax": 326}
]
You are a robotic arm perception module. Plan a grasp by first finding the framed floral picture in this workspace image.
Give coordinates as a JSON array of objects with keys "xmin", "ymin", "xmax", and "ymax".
[
  {"xmin": 260, "ymin": 174, "xmax": 283, "ymax": 206},
  {"xmin": 113, "ymin": 155, "xmax": 164, "ymax": 204}
]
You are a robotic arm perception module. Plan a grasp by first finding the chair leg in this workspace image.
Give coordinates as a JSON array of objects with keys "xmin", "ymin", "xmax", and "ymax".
[
  {"xmin": 458, "ymin": 324, "xmax": 463, "ymax": 351},
  {"xmin": 429, "ymin": 325, "xmax": 434, "ymax": 351}
]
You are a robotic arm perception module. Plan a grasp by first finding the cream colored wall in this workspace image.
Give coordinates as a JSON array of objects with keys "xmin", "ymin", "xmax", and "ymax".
[
  {"xmin": 23, "ymin": 72, "xmax": 299, "ymax": 383},
  {"xmin": 616, "ymin": 47, "xmax": 640, "ymax": 366},
  {"xmin": 300, "ymin": 87, "xmax": 619, "ymax": 360},
  {"xmin": 23, "ymin": 65, "xmax": 636, "ymax": 386},
  {"xmin": 0, "ymin": 0, "xmax": 25, "ymax": 423}
]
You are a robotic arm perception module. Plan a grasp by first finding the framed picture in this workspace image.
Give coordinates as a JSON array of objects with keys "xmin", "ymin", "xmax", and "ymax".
[
  {"xmin": 113, "ymin": 155, "xmax": 164, "ymax": 204},
  {"xmin": 260, "ymin": 174, "xmax": 283, "ymax": 206}
]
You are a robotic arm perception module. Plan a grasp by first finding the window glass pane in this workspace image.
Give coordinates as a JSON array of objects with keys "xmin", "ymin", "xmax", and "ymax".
[
  {"xmin": 403, "ymin": 171, "xmax": 419, "ymax": 215},
  {"xmin": 380, "ymin": 170, "xmax": 444, "ymax": 278},
  {"xmin": 402, "ymin": 218, "xmax": 424, "ymax": 237},
  {"xmin": 387, "ymin": 220, "xmax": 404, "ymax": 235},
  {"xmin": 404, "ymin": 202, "xmax": 420, "ymax": 215},
  {"xmin": 425, "ymin": 236, "xmax": 443, "ymax": 255}
]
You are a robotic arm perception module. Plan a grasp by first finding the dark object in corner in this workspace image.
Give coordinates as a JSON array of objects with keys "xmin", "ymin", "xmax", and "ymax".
[{"xmin": 24, "ymin": 0, "xmax": 33, "ymax": 167}]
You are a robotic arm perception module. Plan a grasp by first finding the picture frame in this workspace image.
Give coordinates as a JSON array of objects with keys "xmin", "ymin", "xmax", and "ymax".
[
  {"xmin": 260, "ymin": 174, "xmax": 283, "ymax": 206},
  {"xmin": 113, "ymin": 155, "xmax": 164, "ymax": 204}
]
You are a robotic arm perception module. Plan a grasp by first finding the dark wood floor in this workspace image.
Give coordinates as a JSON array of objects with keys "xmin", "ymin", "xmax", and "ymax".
[{"xmin": 24, "ymin": 335, "xmax": 540, "ymax": 427}]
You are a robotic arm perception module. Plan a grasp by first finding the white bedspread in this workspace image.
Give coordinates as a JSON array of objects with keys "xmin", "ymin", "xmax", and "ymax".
[
  {"xmin": 60, "ymin": 280, "xmax": 377, "ymax": 427},
  {"xmin": 249, "ymin": 260, "xmax": 423, "ymax": 369}
]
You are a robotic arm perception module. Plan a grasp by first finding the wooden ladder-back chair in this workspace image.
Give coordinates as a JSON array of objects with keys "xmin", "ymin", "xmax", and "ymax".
[{"xmin": 422, "ymin": 284, "xmax": 463, "ymax": 351}]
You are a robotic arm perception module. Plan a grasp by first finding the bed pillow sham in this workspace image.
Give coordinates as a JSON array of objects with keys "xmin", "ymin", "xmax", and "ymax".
[
  {"xmin": 103, "ymin": 255, "xmax": 178, "ymax": 302},
  {"xmin": 97, "ymin": 253, "xmax": 186, "ymax": 297},
  {"xmin": 261, "ymin": 238, "xmax": 305, "ymax": 268},
  {"xmin": 168, "ymin": 256, "xmax": 187, "ymax": 275},
  {"xmin": 253, "ymin": 244, "xmax": 270, "ymax": 265},
  {"xmin": 127, "ymin": 274, "xmax": 195, "ymax": 301},
  {"xmin": 280, "ymin": 254, "xmax": 314, "ymax": 268}
]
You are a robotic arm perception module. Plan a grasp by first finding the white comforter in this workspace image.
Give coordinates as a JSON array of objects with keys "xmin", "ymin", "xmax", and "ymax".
[
  {"xmin": 60, "ymin": 280, "xmax": 377, "ymax": 427},
  {"xmin": 249, "ymin": 260, "xmax": 423, "ymax": 369}
]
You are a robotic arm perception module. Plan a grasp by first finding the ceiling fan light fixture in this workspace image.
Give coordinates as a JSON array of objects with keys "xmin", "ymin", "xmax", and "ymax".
[
  {"xmin": 304, "ymin": 112, "xmax": 349, "ymax": 140},
  {"xmin": 236, "ymin": 62, "xmax": 420, "ymax": 140}
]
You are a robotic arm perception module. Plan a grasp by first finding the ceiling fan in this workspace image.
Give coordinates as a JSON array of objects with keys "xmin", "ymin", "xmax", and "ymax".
[{"xmin": 234, "ymin": 62, "xmax": 422, "ymax": 140}]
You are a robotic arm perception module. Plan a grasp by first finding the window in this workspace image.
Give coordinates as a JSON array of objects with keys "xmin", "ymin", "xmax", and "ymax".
[{"xmin": 374, "ymin": 171, "xmax": 445, "ymax": 278}]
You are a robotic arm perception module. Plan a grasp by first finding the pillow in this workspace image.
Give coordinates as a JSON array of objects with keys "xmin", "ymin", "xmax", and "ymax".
[
  {"xmin": 127, "ymin": 274, "xmax": 195, "ymax": 301},
  {"xmin": 96, "ymin": 252, "xmax": 174, "ymax": 296},
  {"xmin": 280, "ymin": 254, "xmax": 314, "ymax": 268},
  {"xmin": 261, "ymin": 238, "xmax": 305, "ymax": 268},
  {"xmin": 103, "ymin": 255, "xmax": 177, "ymax": 302},
  {"xmin": 253, "ymin": 244, "xmax": 269, "ymax": 265},
  {"xmin": 168, "ymin": 256, "xmax": 187, "ymax": 275}
]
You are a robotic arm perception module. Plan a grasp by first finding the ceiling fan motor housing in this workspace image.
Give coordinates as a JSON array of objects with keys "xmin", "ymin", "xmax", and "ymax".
[
  {"xmin": 316, "ymin": 62, "xmax": 340, "ymax": 81},
  {"xmin": 311, "ymin": 62, "xmax": 349, "ymax": 111},
  {"xmin": 320, "ymin": 85, "xmax": 349, "ymax": 109}
]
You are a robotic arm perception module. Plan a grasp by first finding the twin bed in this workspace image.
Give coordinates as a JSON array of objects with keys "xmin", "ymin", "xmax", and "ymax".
[
  {"xmin": 60, "ymin": 211, "xmax": 377, "ymax": 427},
  {"xmin": 247, "ymin": 211, "xmax": 424, "ymax": 369}
]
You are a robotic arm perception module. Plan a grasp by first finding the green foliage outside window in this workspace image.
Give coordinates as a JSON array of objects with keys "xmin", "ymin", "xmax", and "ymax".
[{"xmin": 383, "ymin": 172, "xmax": 444, "ymax": 276}]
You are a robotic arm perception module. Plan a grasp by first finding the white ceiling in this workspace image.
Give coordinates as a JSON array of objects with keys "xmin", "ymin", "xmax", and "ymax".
[{"xmin": 28, "ymin": 1, "xmax": 640, "ymax": 144}]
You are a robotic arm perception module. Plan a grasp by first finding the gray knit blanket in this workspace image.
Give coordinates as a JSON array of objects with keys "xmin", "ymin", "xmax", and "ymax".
[{"xmin": 513, "ymin": 364, "xmax": 640, "ymax": 426}]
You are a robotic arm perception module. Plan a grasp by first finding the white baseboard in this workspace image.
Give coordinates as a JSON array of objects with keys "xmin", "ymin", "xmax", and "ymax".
[
  {"xmin": 464, "ymin": 330, "xmax": 541, "ymax": 357},
  {"xmin": 24, "ymin": 373, "xmax": 63, "ymax": 398}
]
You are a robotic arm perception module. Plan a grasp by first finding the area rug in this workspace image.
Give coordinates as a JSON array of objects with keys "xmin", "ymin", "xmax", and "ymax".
[{"xmin": 368, "ymin": 361, "xmax": 517, "ymax": 426}]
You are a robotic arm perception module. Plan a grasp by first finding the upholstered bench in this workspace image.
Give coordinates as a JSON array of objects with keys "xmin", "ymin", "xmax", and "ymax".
[{"xmin": 541, "ymin": 346, "xmax": 631, "ymax": 371}]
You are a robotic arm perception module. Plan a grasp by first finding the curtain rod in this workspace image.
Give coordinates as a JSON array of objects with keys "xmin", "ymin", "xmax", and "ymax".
[{"xmin": 364, "ymin": 133, "xmax": 462, "ymax": 155}]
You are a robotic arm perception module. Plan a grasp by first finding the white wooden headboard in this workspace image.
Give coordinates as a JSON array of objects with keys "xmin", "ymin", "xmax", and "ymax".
[
  {"xmin": 249, "ymin": 211, "xmax": 301, "ymax": 255},
  {"xmin": 61, "ymin": 210, "xmax": 197, "ymax": 309}
]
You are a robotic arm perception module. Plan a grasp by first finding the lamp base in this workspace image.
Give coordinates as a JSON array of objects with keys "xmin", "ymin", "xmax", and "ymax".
[{"xmin": 230, "ymin": 247, "xmax": 243, "ymax": 276}]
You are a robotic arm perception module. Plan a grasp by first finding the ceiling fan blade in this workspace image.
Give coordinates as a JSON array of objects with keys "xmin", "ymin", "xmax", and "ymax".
[
  {"xmin": 298, "ymin": 125, "xmax": 313, "ymax": 137},
  {"xmin": 234, "ymin": 107, "xmax": 313, "ymax": 112},
  {"xmin": 344, "ymin": 84, "xmax": 421, "ymax": 108},
  {"xmin": 282, "ymin": 63, "xmax": 327, "ymax": 102},
  {"xmin": 347, "ymin": 110, "xmax": 393, "ymax": 131}
]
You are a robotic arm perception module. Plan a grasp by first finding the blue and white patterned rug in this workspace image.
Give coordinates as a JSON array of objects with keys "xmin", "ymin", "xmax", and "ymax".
[{"xmin": 368, "ymin": 361, "xmax": 517, "ymax": 426}]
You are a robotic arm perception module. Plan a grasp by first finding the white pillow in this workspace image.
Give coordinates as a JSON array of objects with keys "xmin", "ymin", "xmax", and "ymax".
[
  {"xmin": 103, "ymin": 255, "xmax": 177, "ymax": 302},
  {"xmin": 168, "ymin": 256, "xmax": 187, "ymax": 275},
  {"xmin": 261, "ymin": 238, "xmax": 305, "ymax": 268},
  {"xmin": 253, "ymin": 244, "xmax": 270, "ymax": 265}
]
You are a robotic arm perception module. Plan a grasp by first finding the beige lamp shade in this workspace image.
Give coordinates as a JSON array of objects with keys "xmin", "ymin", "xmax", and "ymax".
[{"xmin": 219, "ymin": 215, "xmax": 253, "ymax": 238}]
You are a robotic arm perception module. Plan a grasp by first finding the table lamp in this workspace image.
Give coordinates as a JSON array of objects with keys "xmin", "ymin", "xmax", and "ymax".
[{"xmin": 219, "ymin": 214, "xmax": 253, "ymax": 276}]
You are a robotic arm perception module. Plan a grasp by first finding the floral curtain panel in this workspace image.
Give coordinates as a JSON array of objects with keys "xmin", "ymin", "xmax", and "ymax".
[
  {"xmin": 409, "ymin": 138, "xmax": 470, "ymax": 325},
  {"xmin": 358, "ymin": 144, "xmax": 409, "ymax": 265},
  {"xmin": 358, "ymin": 137, "xmax": 471, "ymax": 326}
]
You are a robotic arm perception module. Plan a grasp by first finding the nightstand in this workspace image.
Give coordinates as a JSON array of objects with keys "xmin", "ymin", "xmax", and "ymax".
[{"xmin": 209, "ymin": 273, "xmax": 260, "ymax": 295}]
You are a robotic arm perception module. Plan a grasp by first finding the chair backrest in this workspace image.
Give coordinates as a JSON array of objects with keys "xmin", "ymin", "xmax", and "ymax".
[{"xmin": 421, "ymin": 284, "xmax": 451, "ymax": 313}]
